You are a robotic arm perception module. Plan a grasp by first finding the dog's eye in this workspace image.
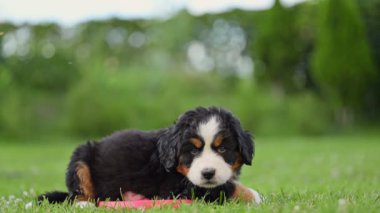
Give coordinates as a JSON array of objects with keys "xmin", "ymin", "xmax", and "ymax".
[
  {"xmin": 191, "ymin": 148, "xmax": 200, "ymax": 155},
  {"xmin": 217, "ymin": 147, "xmax": 226, "ymax": 153}
]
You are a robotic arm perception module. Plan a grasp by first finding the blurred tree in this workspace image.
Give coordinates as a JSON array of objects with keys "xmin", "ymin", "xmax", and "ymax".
[
  {"xmin": 312, "ymin": 0, "xmax": 377, "ymax": 124},
  {"xmin": 253, "ymin": 0, "xmax": 301, "ymax": 93},
  {"xmin": 149, "ymin": 10, "xmax": 196, "ymax": 71},
  {"xmin": 0, "ymin": 23, "xmax": 17, "ymax": 92},
  {"xmin": 358, "ymin": 0, "xmax": 380, "ymax": 120},
  {"xmin": 2, "ymin": 2, "xmax": 380, "ymax": 138},
  {"xmin": 8, "ymin": 54, "xmax": 79, "ymax": 92},
  {"xmin": 1, "ymin": 23, "xmax": 79, "ymax": 92},
  {"xmin": 293, "ymin": 2, "xmax": 319, "ymax": 90},
  {"xmin": 75, "ymin": 18, "xmax": 150, "ymax": 72},
  {"xmin": 0, "ymin": 24, "xmax": 17, "ymax": 62}
]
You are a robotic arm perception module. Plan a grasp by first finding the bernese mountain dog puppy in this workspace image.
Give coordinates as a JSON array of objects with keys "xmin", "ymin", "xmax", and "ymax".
[{"xmin": 38, "ymin": 107, "xmax": 261, "ymax": 205}]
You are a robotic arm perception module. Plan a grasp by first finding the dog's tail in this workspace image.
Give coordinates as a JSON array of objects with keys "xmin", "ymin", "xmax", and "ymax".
[{"xmin": 37, "ymin": 191, "xmax": 72, "ymax": 204}]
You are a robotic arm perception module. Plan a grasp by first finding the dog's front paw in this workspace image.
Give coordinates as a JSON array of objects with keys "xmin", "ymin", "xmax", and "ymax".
[
  {"xmin": 248, "ymin": 188, "xmax": 261, "ymax": 204},
  {"xmin": 75, "ymin": 201, "xmax": 95, "ymax": 208},
  {"xmin": 232, "ymin": 182, "xmax": 261, "ymax": 204}
]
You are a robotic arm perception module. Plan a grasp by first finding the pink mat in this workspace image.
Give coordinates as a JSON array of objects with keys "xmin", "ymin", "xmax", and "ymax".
[{"xmin": 98, "ymin": 199, "xmax": 192, "ymax": 209}]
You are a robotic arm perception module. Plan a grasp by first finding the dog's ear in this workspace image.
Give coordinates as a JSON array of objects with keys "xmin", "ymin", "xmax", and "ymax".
[
  {"xmin": 157, "ymin": 126, "xmax": 181, "ymax": 171},
  {"xmin": 238, "ymin": 130, "xmax": 254, "ymax": 165},
  {"xmin": 231, "ymin": 118, "xmax": 254, "ymax": 165}
]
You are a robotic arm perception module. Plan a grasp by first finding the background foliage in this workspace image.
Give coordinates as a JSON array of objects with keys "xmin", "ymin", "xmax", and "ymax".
[{"xmin": 0, "ymin": 0, "xmax": 379, "ymax": 139}]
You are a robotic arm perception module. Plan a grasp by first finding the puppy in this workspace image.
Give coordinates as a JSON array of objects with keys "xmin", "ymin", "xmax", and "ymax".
[{"xmin": 38, "ymin": 107, "xmax": 261, "ymax": 204}]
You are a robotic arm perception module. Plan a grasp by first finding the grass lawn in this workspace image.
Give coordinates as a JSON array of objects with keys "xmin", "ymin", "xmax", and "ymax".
[{"xmin": 0, "ymin": 134, "xmax": 379, "ymax": 212}]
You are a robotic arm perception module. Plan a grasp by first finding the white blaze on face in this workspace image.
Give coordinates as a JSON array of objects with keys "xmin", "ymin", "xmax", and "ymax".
[{"xmin": 187, "ymin": 116, "xmax": 233, "ymax": 188}]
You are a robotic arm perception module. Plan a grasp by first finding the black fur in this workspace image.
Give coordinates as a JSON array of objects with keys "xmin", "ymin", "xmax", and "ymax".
[
  {"xmin": 157, "ymin": 126, "xmax": 181, "ymax": 172},
  {"xmin": 38, "ymin": 107, "xmax": 255, "ymax": 204},
  {"xmin": 37, "ymin": 191, "xmax": 71, "ymax": 204}
]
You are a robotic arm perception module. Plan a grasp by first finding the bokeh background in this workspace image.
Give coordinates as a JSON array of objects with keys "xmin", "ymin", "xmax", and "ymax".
[{"xmin": 1, "ymin": 0, "xmax": 379, "ymax": 139}]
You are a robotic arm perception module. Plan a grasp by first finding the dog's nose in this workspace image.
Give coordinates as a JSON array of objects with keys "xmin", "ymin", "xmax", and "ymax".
[{"xmin": 201, "ymin": 168, "xmax": 216, "ymax": 180}]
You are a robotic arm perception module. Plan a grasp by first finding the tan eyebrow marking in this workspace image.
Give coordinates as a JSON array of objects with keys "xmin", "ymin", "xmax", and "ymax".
[
  {"xmin": 190, "ymin": 138, "xmax": 202, "ymax": 148},
  {"xmin": 212, "ymin": 134, "xmax": 223, "ymax": 147}
]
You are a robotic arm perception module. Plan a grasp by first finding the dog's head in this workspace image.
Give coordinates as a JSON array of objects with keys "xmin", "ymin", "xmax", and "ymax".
[{"xmin": 157, "ymin": 107, "xmax": 254, "ymax": 188}]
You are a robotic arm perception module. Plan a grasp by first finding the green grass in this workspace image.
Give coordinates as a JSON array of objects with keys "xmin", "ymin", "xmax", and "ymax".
[{"xmin": 0, "ymin": 134, "xmax": 379, "ymax": 212}]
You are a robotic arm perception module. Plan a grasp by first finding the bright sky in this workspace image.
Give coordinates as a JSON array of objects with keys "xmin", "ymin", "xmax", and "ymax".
[{"xmin": 0, "ymin": 0, "xmax": 305, "ymax": 26}]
